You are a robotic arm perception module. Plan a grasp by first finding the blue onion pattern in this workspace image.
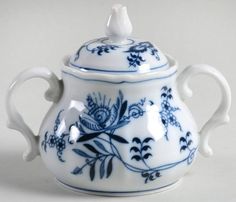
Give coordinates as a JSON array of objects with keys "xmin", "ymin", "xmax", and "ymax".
[
  {"xmin": 41, "ymin": 87, "xmax": 197, "ymax": 183},
  {"xmin": 125, "ymin": 41, "xmax": 160, "ymax": 67},
  {"xmin": 41, "ymin": 110, "xmax": 69, "ymax": 162},
  {"xmin": 90, "ymin": 45, "xmax": 119, "ymax": 56},
  {"xmin": 73, "ymin": 39, "xmax": 160, "ymax": 69},
  {"xmin": 159, "ymin": 86, "xmax": 182, "ymax": 140},
  {"xmin": 74, "ymin": 39, "xmax": 119, "ymax": 61},
  {"xmin": 179, "ymin": 131, "xmax": 197, "ymax": 164},
  {"xmin": 77, "ymin": 91, "xmax": 146, "ymax": 136}
]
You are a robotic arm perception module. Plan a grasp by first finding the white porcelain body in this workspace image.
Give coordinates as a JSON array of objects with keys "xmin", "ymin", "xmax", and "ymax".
[
  {"xmin": 39, "ymin": 61, "xmax": 198, "ymax": 193},
  {"xmin": 6, "ymin": 55, "xmax": 231, "ymax": 196}
]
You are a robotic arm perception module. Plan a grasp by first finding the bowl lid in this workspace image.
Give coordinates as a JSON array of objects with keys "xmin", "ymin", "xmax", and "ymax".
[{"xmin": 69, "ymin": 4, "xmax": 169, "ymax": 73}]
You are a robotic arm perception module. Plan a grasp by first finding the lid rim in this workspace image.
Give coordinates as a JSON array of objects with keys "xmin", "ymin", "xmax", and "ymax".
[
  {"xmin": 69, "ymin": 61, "xmax": 169, "ymax": 73},
  {"xmin": 62, "ymin": 54, "xmax": 178, "ymax": 83}
]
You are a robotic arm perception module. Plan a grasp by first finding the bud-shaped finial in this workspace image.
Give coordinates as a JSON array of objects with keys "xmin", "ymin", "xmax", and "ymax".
[{"xmin": 105, "ymin": 4, "xmax": 132, "ymax": 43}]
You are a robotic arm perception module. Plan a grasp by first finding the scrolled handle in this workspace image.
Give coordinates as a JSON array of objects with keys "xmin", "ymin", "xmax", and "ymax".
[
  {"xmin": 177, "ymin": 64, "xmax": 231, "ymax": 157},
  {"xmin": 6, "ymin": 68, "xmax": 63, "ymax": 161}
]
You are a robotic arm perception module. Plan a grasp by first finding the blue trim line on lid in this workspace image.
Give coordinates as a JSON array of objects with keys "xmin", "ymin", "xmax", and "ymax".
[
  {"xmin": 62, "ymin": 69, "xmax": 177, "ymax": 84},
  {"xmin": 69, "ymin": 62, "xmax": 169, "ymax": 73},
  {"xmin": 57, "ymin": 179, "xmax": 179, "ymax": 194}
]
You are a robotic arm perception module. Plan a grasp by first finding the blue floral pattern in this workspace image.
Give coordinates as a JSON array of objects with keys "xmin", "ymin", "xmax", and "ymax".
[
  {"xmin": 73, "ymin": 39, "xmax": 160, "ymax": 69},
  {"xmin": 125, "ymin": 42, "xmax": 160, "ymax": 67},
  {"xmin": 41, "ymin": 110, "xmax": 69, "ymax": 162},
  {"xmin": 75, "ymin": 91, "xmax": 146, "ymax": 142},
  {"xmin": 74, "ymin": 39, "xmax": 120, "ymax": 61},
  {"xmin": 179, "ymin": 131, "xmax": 196, "ymax": 164},
  {"xmin": 159, "ymin": 86, "xmax": 182, "ymax": 140},
  {"xmin": 90, "ymin": 45, "xmax": 119, "ymax": 56},
  {"xmin": 70, "ymin": 91, "xmax": 146, "ymax": 180},
  {"xmin": 41, "ymin": 87, "xmax": 197, "ymax": 183}
]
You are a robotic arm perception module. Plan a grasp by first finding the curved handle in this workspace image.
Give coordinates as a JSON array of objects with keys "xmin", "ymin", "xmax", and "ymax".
[
  {"xmin": 177, "ymin": 64, "xmax": 231, "ymax": 157},
  {"xmin": 6, "ymin": 68, "xmax": 63, "ymax": 161}
]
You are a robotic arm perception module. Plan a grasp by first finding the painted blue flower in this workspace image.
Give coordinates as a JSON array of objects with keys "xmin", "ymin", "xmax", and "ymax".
[
  {"xmin": 80, "ymin": 91, "xmax": 147, "ymax": 133},
  {"xmin": 161, "ymin": 100, "xmax": 171, "ymax": 111},
  {"xmin": 78, "ymin": 91, "xmax": 146, "ymax": 140},
  {"xmin": 56, "ymin": 138, "xmax": 66, "ymax": 152},
  {"xmin": 48, "ymin": 135, "xmax": 57, "ymax": 147},
  {"xmin": 125, "ymin": 41, "xmax": 160, "ymax": 68},
  {"xmin": 80, "ymin": 94, "xmax": 119, "ymax": 131},
  {"xmin": 167, "ymin": 113, "xmax": 177, "ymax": 124}
]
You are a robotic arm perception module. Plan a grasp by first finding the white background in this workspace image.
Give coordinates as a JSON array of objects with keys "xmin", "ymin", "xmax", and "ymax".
[{"xmin": 0, "ymin": 0, "xmax": 235, "ymax": 201}]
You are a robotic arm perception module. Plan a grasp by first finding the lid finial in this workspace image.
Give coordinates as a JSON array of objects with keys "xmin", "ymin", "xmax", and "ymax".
[{"xmin": 105, "ymin": 4, "xmax": 132, "ymax": 43}]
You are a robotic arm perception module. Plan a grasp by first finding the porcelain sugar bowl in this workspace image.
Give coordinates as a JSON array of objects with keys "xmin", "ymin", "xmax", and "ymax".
[{"xmin": 6, "ymin": 4, "xmax": 231, "ymax": 196}]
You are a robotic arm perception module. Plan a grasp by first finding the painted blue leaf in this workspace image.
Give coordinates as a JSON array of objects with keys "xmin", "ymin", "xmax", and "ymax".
[
  {"xmin": 84, "ymin": 144, "xmax": 100, "ymax": 154},
  {"xmin": 179, "ymin": 137, "xmax": 187, "ymax": 143},
  {"xmin": 132, "ymin": 137, "xmax": 141, "ymax": 144},
  {"xmin": 71, "ymin": 166, "xmax": 83, "ymax": 175},
  {"xmin": 106, "ymin": 133, "xmax": 129, "ymax": 144},
  {"xmin": 97, "ymin": 49, "xmax": 103, "ymax": 55},
  {"xmin": 42, "ymin": 132, "xmax": 48, "ymax": 152},
  {"xmin": 72, "ymin": 149, "xmax": 93, "ymax": 158},
  {"xmin": 161, "ymin": 93, "xmax": 167, "ymax": 98},
  {"xmin": 155, "ymin": 171, "xmax": 161, "ymax": 177},
  {"xmin": 149, "ymin": 100, "xmax": 154, "ymax": 105},
  {"xmin": 94, "ymin": 140, "xmax": 108, "ymax": 153},
  {"xmin": 180, "ymin": 145, "xmax": 187, "ymax": 152},
  {"xmin": 100, "ymin": 158, "xmax": 106, "ymax": 179},
  {"xmin": 142, "ymin": 145, "xmax": 151, "ymax": 151},
  {"xmin": 107, "ymin": 120, "xmax": 130, "ymax": 131},
  {"xmin": 141, "ymin": 56, "xmax": 146, "ymax": 62},
  {"xmin": 162, "ymin": 86, "xmax": 168, "ymax": 91},
  {"xmin": 118, "ymin": 90, "xmax": 123, "ymax": 102},
  {"xmin": 143, "ymin": 153, "xmax": 152, "ymax": 159},
  {"xmin": 119, "ymin": 100, "xmax": 128, "ymax": 120},
  {"xmin": 130, "ymin": 146, "xmax": 140, "ymax": 153},
  {"xmin": 143, "ymin": 137, "xmax": 154, "ymax": 143},
  {"xmin": 168, "ymin": 95, "xmax": 173, "ymax": 99},
  {"xmin": 127, "ymin": 57, "xmax": 133, "ymax": 62},
  {"xmin": 90, "ymin": 162, "xmax": 96, "ymax": 181},
  {"xmin": 186, "ymin": 131, "xmax": 191, "ymax": 137},
  {"xmin": 187, "ymin": 140, "xmax": 193, "ymax": 146},
  {"xmin": 106, "ymin": 157, "xmax": 113, "ymax": 178},
  {"xmin": 77, "ymin": 132, "xmax": 101, "ymax": 142},
  {"xmin": 138, "ymin": 56, "xmax": 143, "ymax": 60},
  {"xmin": 149, "ymin": 175, "xmax": 155, "ymax": 181},
  {"xmin": 131, "ymin": 155, "xmax": 141, "ymax": 161}
]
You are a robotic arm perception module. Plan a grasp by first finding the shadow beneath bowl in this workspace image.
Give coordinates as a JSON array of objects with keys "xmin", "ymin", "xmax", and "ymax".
[{"xmin": 0, "ymin": 150, "xmax": 95, "ymax": 198}]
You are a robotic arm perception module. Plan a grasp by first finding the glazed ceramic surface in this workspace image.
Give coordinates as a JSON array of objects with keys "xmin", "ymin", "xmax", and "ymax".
[{"xmin": 6, "ymin": 4, "xmax": 231, "ymax": 196}]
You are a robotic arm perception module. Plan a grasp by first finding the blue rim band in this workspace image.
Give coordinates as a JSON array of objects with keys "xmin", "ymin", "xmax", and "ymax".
[
  {"xmin": 69, "ymin": 62, "xmax": 169, "ymax": 73},
  {"xmin": 57, "ymin": 179, "xmax": 179, "ymax": 194}
]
